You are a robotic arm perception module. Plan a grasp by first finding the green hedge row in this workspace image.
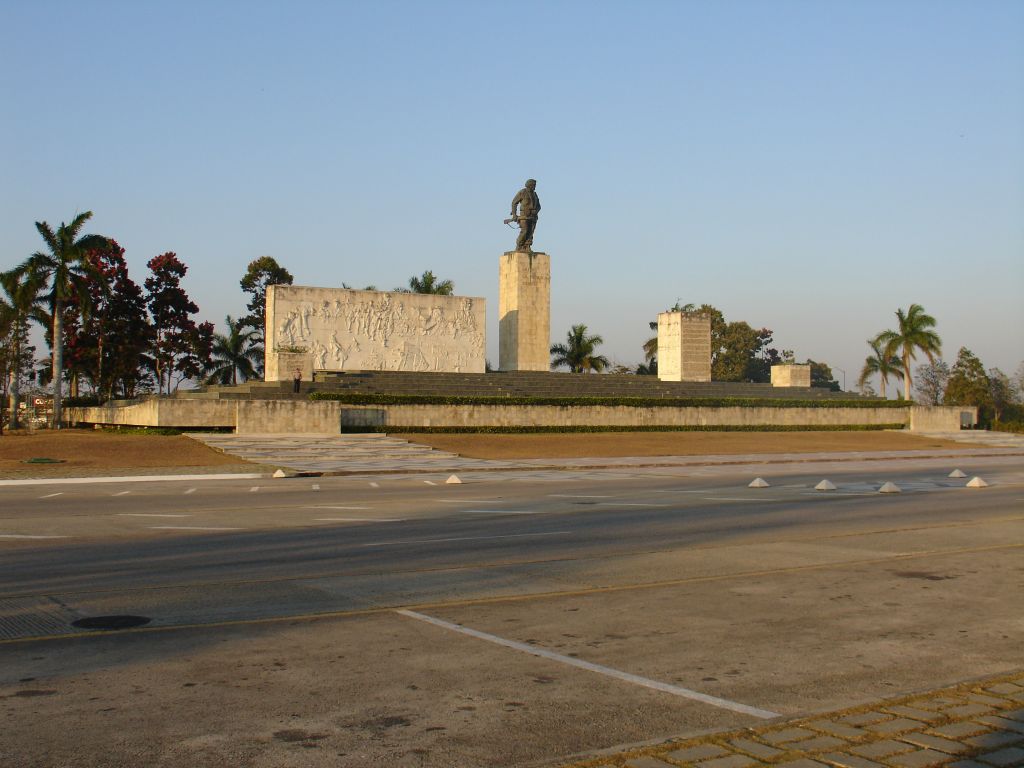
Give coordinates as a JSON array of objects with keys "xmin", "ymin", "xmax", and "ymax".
[
  {"xmin": 344, "ymin": 423, "xmax": 907, "ymax": 434},
  {"xmin": 310, "ymin": 392, "xmax": 907, "ymax": 409}
]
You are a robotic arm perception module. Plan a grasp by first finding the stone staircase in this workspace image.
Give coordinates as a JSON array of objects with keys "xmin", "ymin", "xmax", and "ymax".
[
  {"xmin": 180, "ymin": 370, "xmax": 872, "ymax": 402},
  {"xmin": 189, "ymin": 433, "xmax": 485, "ymax": 473}
]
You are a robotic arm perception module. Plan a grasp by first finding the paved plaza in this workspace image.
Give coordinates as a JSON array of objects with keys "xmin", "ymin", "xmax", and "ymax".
[{"xmin": 1, "ymin": 442, "xmax": 1021, "ymax": 767}]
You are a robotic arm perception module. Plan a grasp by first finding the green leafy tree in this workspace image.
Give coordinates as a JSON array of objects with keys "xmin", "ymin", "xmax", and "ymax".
[
  {"xmin": 551, "ymin": 324, "xmax": 609, "ymax": 373},
  {"xmin": 876, "ymin": 304, "xmax": 942, "ymax": 401},
  {"xmin": 205, "ymin": 316, "xmax": 262, "ymax": 385},
  {"xmin": 17, "ymin": 212, "xmax": 110, "ymax": 428},
  {"xmin": 406, "ymin": 270, "xmax": 454, "ymax": 295},
  {"xmin": 0, "ymin": 269, "xmax": 45, "ymax": 431},
  {"xmin": 239, "ymin": 256, "xmax": 293, "ymax": 348},
  {"xmin": 806, "ymin": 360, "xmax": 841, "ymax": 391},
  {"xmin": 714, "ymin": 322, "xmax": 779, "ymax": 382},
  {"xmin": 986, "ymin": 367, "xmax": 1017, "ymax": 424},
  {"xmin": 859, "ymin": 336, "xmax": 904, "ymax": 399},
  {"xmin": 914, "ymin": 360, "xmax": 950, "ymax": 405},
  {"xmin": 944, "ymin": 347, "xmax": 992, "ymax": 424}
]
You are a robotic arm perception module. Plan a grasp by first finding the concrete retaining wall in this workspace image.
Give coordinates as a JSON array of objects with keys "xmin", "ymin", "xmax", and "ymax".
[
  {"xmin": 66, "ymin": 400, "xmax": 236, "ymax": 428},
  {"xmin": 235, "ymin": 401, "xmax": 342, "ymax": 434},
  {"xmin": 67, "ymin": 398, "xmax": 969, "ymax": 434},
  {"xmin": 910, "ymin": 405, "xmax": 977, "ymax": 432},
  {"xmin": 339, "ymin": 403, "xmax": 910, "ymax": 430}
]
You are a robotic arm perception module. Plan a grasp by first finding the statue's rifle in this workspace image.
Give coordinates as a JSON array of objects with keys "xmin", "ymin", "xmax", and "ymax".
[{"xmin": 503, "ymin": 215, "xmax": 521, "ymax": 228}]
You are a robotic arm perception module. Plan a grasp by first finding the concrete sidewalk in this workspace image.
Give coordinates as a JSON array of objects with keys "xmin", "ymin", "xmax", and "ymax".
[{"xmin": 559, "ymin": 672, "xmax": 1024, "ymax": 768}]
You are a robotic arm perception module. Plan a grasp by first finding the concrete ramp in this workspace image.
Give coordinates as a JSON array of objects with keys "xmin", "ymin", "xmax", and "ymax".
[{"xmin": 186, "ymin": 433, "xmax": 496, "ymax": 474}]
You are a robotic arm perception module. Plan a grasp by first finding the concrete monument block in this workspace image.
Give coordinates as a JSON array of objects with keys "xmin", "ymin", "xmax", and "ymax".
[
  {"xmin": 771, "ymin": 364, "xmax": 811, "ymax": 387},
  {"xmin": 265, "ymin": 285, "xmax": 485, "ymax": 380},
  {"xmin": 657, "ymin": 312, "xmax": 711, "ymax": 382},
  {"xmin": 499, "ymin": 251, "xmax": 550, "ymax": 371}
]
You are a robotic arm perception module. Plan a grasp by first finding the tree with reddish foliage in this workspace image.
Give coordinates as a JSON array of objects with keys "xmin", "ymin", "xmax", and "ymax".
[
  {"xmin": 144, "ymin": 253, "xmax": 212, "ymax": 394},
  {"xmin": 80, "ymin": 242, "xmax": 152, "ymax": 399}
]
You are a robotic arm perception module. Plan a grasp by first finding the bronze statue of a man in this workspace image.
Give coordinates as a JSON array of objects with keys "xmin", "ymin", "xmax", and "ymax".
[{"xmin": 508, "ymin": 179, "xmax": 541, "ymax": 252}]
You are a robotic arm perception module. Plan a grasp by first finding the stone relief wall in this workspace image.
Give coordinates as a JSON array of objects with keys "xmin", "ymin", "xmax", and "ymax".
[{"xmin": 265, "ymin": 285, "xmax": 485, "ymax": 380}]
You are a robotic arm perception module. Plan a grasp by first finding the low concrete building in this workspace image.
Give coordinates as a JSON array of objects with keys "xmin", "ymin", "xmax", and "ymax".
[
  {"xmin": 657, "ymin": 312, "xmax": 712, "ymax": 382},
  {"xmin": 771, "ymin": 364, "xmax": 811, "ymax": 387}
]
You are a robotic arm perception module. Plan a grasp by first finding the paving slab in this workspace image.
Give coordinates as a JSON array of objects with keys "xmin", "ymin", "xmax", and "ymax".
[{"xmin": 556, "ymin": 671, "xmax": 1024, "ymax": 768}]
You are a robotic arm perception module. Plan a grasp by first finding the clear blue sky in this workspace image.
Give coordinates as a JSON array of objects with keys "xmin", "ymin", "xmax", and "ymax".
[{"xmin": 3, "ymin": 0, "xmax": 1022, "ymax": 390}]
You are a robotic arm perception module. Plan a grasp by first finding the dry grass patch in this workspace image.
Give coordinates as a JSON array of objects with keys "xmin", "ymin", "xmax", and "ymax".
[
  {"xmin": 0, "ymin": 430, "xmax": 250, "ymax": 474},
  {"xmin": 393, "ymin": 431, "xmax": 965, "ymax": 460}
]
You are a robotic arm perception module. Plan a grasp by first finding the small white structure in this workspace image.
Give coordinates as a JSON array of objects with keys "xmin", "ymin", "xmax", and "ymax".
[
  {"xmin": 265, "ymin": 285, "xmax": 486, "ymax": 381},
  {"xmin": 657, "ymin": 311, "xmax": 712, "ymax": 382},
  {"xmin": 771, "ymin": 364, "xmax": 811, "ymax": 388}
]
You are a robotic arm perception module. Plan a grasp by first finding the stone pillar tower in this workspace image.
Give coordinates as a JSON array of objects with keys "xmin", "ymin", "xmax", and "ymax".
[
  {"xmin": 657, "ymin": 311, "xmax": 712, "ymax": 382},
  {"xmin": 498, "ymin": 251, "xmax": 550, "ymax": 371}
]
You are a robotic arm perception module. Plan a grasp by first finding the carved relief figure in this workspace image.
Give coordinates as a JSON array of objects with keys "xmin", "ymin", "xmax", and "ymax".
[{"xmin": 270, "ymin": 288, "xmax": 484, "ymax": 376}]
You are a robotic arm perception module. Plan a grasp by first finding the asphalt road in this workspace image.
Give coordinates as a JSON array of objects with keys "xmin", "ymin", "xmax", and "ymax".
[{"xmin": 1, "ymin": 453, "xmax": 1022, "ymax": 767}]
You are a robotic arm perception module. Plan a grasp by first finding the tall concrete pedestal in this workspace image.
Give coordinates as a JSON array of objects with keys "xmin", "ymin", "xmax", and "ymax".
[
  {"xmin": 499, "ymin": 251, "xmax": 550, "ymax": 371},
  {"xmin": 657, "ymin": 311, "xmax": 712, "ymax": 382}
]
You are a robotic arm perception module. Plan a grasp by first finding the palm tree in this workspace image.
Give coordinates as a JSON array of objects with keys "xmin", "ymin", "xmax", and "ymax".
[
  {"xmin": 407, "ymin": 270, "xmax": 454, "ymax": 295},
  {"xmin": 1, "ymin": 269, "xmax": 47, "ymax": 430},
  {"xmin": 17, "ymin": 212, "xmax": 109, "ymax": 428},
  {"xmin": 550, "ymin": 324, "xmax": 609, "ymax": 373},
  {"xmin": 858, "ymin": 336, "xmax": 904, "ymax": 399},
  {"xmin": 875, "ymin": 304, "xmax": 942, "ymax": 400},
  {"xmin": 205, "ymin": 316, "xmax": 262, "ymax": 386}
]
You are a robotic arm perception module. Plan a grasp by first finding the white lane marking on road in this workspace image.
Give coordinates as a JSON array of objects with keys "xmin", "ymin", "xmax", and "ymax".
[
  {"xmin": 396, "ymin": 610, "xmax": 779, "ymax": 719},
  {"xmin": 118, "ymin": 513, "xmax": 191, "ymax": 518},
  {"xmin": 312, "ymin": 484, "xmax": 320, "ymax": 491},
  {"xmin": 315, "ymin": 517, "xmax": 406, "ymax": 522},
  {"xmin": 436, "ymin": 499, "xmax": 502, "ymax": 504},
  {"xmin": 463, "ymin": 509, "xmax": 541, "ymax": 515},
  {"xmin": 39, "ymin": 492, "xmax": 64, "ymax": 499},
  {"xmin": 702, "ymin": 497, "xmax": 768, "ymax": 502},
  {"xmin": 311, "ymin": 505, "xmax": 371, "ymax": 510},
  {"xmin": 363, "ymin": 531, "xmax": 568, "ymax": 547},
  {"xmin": 369, "ymin": 482, "xmax": 380, "ymax": 488},
  {"xmin": 249, "ymin": 486, "xmax": 260, "ymax": 493},
  {"xmin": 596, "ymin": 502, "xmax": 668, "ymax": 507},
  {"xmin": 0, "ymin": 534, "xmax": 69, "ymax": 539},
  {"xmin": 113, "ymin": 490, "xmax": 131, "ymax": 496},
  {"xmin": 0, "ymin": 473, "xmax": 265, "ymax": 487},
  {"xmin": 548, "ymin": 494, "xmax": 611, "ymax": 498},
  {"xmin": 423, "ymin": 480, "xmax": 437, "ymax": 486},
  {"xmin": 184, "ymin": 488, "xmax": 197, "ymax": 495},
  {"xmin": 149, "ymin": 526, "xmax": 244, "ymax": 531}
]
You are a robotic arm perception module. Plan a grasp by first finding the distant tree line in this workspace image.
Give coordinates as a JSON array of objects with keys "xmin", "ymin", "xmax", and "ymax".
[{"xmin": 857, "ymin": 303, "xmax": 1022, "ymax": 430}]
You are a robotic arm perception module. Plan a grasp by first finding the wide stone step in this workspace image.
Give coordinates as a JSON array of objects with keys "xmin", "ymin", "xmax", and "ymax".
[
  {"xmin": 189, "ymin": 434, "xmax": 466, "ymax": 471},
  {"xmin": 181, "ymin": 371, "xmax": 874, "ymax": 403}
]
